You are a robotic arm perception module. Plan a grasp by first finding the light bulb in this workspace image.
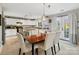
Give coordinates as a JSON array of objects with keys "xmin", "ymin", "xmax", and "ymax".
[{"xmin": 42, "ymin": 16, "xmax": 46, "ymax": 21}]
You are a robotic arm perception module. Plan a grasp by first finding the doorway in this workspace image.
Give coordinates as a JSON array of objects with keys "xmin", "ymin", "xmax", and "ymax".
[{"xmin": 56, "ymin": 15, "xmax": 71, "ymax": 41}]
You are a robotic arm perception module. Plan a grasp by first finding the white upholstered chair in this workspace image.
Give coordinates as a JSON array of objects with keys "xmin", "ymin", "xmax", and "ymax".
[
  {"xmin": 17, "ymin": 33, "xmax": 32, "ymax": 55},
  {"xmin": 53, "ymin": 31, "xmax": 61, "ymax": 54},
  {"xmin": 36, "ymin": 32, "xmax": 56, "ymax": 55}
]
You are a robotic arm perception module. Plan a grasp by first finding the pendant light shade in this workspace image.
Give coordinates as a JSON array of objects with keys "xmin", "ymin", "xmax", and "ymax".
[
  {"xmin": 16, "ymin": 21, "xmax": 22, "ymax": 26},
  {"xmin": 42, "ymin": 3, "xmax": 46, "ymax": 21},
  {"xmin": 42, "ymin": 16, "xmax": 46, "ymax": 21}
]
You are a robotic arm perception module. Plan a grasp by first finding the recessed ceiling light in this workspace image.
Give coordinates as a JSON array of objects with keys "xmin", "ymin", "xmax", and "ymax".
[{"xmin": 48, "ymin": 5, "xmax": 51, "ymax": 8}]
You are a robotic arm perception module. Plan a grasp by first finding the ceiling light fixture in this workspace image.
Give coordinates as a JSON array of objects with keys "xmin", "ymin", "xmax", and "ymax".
[
  {"xmin": 16, "ymin": 21, "xmax": 22, "ymax": 26},
  {"xmin": 48, "ymin": 4, "xmax": 51, "ymax": 8},
  {"xmin": 42, "ymin": 3, "xmax": 51, "ymax": 21},
  {"xmin": 42, "ymin": 3, "xmax": 46, "ymax": 21}
]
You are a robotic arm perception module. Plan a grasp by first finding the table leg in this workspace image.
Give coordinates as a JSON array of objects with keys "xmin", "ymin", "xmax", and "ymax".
[
  {"xmin": 32, "ymin": 43, "xmax": 34, "ymax": 55},
  {"xmin": 35, "ymin": 48, "xmax": 38, "ymax": 55},
  {"xmin": 19, "ymin": 48, "xmax": 21, "ymax": 55}
]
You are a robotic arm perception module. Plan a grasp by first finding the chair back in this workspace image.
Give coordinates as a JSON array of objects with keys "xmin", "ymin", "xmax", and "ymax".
[
  {"xmin": 54, "ymin": 31, "xmax": 60, "ymax": 44},
  {"xmin": 31, "ymin": 29, "xmax": 38, "ymax": 35},
  {"xmin": 17, "ymin": 33, "xmax": 25, "ymax": 45},
  {"xmin": 44, "ymin": 32, "xmax": 56, "ymax": 50},
  {"xmin": 39, "ymin": 29, "xmax": 45, "ymax": 33},
  {"xmin": 28, "ymin": 31, "xmax": 32, "ymax": 36},
  {"xmin": 28, "ymin": 29, "xmax": 38, "ymax": 36},
  {"xmin": 17, "ymin": 33, "xmax": 27, "ymax": 52}
]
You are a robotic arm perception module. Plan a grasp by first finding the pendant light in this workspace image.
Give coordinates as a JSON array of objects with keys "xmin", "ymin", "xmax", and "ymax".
[
  {"xmin": 16, "ymin": 21, "xmax": 22, "ymax": 26},
  {"xmin": 42, "ymin": 3, "xmax": 46, "ymax": 21}
]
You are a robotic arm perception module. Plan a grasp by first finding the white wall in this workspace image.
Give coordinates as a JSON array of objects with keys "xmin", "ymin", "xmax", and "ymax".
[{"xmin": 70, "ymin": 12, "xmax": 77, "ymax": 44}]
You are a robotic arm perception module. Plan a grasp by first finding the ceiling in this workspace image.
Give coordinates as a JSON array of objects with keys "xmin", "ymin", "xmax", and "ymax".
[{"xmin": 0, "ymin": 3, "xmax": 79, "ymax": 18}]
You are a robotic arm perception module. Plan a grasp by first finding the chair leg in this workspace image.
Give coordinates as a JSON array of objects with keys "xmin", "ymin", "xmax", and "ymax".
[
  {"xmin": 51, "ymin": 47, "xmax": 54, "ymax": 55},
  {"xmin": 32, "ymin": 43, "xmax": 34, "ymax": 55},
  {"xmin": 58, "ymin": 43, "xmax": 60, "ymax": 51},
  {"xmin": 35, "ymin": 48, "xmax": 38, "ymax": 55},
  {"xmin": 44, "ymin": 50, "xmax": 47, "ymax": 55},
  {"xmin": 19, "ymin": 48, "xmax": 21, "ymax": 55},
  {"xmin": 54, "ymin": 45, "xmax": 56, "ymax": 54},
  {"xmin": 23, "ymin": 53, "xmax": 26, "ymax": 55}
]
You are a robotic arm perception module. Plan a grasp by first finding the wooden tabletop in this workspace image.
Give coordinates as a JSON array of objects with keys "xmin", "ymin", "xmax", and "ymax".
[{"xmin": 24, "ymin": 33, "xmax": 46, "ymax": 44}]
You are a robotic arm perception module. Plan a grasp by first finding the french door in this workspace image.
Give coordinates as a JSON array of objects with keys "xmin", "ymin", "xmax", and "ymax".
[{"xmin": 57, "ymin": 15, "xmax": 70, "ymax": 41}]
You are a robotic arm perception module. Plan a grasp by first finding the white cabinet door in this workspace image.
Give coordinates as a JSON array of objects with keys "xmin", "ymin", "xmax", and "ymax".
[{"xmin": 5, "ymin": 18, "xmax": 18, "ymax": 25}]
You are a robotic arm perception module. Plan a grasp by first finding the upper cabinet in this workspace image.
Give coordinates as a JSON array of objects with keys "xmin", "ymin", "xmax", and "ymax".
[
  {"xmin": 5, "ymin": 18, "xmax": 36, "ymax": 26},
  {"xmin": 20, "ymin": 20, "xmax": 36, "ymax": 25},
  {"xmin": 5, "ymin": 18, "xmax": 18, "ymax": 25}
]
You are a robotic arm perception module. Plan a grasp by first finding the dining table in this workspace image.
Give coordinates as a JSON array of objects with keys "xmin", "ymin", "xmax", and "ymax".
[{"xmin": 24, "ymin": 33, "xmax": 46, "ymax": 55}]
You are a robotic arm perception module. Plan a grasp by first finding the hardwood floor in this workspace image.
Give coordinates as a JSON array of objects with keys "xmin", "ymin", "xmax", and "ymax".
[{"xmin": 0, "ymin": 36, "xmax": 79, "ymax": 55}]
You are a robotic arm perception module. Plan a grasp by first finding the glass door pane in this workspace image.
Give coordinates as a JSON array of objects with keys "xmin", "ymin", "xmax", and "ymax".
[
  {"xmin": 56, "ymin": 15, "xmax": 70, "ymax": 41},
  {"xmin": 63, "ymin": 16, "xmax": 70, "ymax": 38}
]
